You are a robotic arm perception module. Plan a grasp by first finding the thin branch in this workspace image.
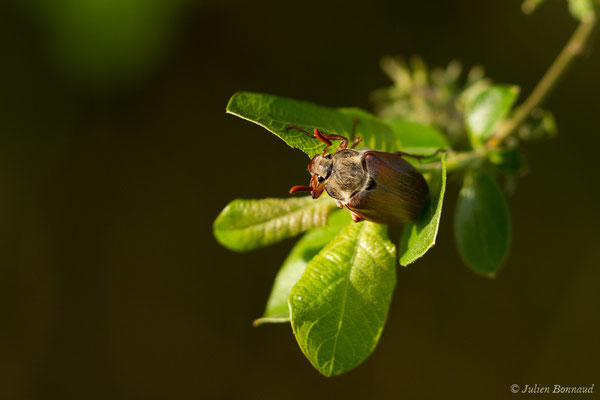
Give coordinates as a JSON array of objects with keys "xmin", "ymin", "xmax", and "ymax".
[
  {"xmin": 491, "ymin": 13, "xmax": 598, "ymax": 145},
  {"xmin": 416, "ymin": 148, "xmax": 489, "ymax": 173}
]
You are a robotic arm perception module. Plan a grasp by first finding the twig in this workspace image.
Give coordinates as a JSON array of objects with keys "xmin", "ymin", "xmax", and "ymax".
[
  {"xmin": 417, "ymin": 148, "xmax": 489, "ymax": 173},
  {"xmin": 491, "ymin": 13, "xmax": 598, "ymax": 145}
]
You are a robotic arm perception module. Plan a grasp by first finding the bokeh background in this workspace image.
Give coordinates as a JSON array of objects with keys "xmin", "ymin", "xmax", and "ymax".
[{"xmin": 1, "ymin": 0, "xmax": 599, "ymax": 399}]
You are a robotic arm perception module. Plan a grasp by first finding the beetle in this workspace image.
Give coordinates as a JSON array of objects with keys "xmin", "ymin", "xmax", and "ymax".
[{"xmin": 287, "ymin": 122, "xmax": 430, "ymax": 225}]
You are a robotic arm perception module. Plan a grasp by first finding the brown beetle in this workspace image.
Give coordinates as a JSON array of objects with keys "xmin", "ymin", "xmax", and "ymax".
[{"xmin": 288, "ymin": 123, "xmax": 429, "ymax": 225}]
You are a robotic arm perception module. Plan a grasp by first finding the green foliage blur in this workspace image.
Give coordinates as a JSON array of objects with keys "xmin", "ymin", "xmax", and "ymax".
[{"xmin": 28, "ymin": 0, "xmax": 190, "ymax": 88}]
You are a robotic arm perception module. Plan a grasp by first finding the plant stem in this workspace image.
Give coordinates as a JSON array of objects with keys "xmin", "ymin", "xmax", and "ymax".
[
  {"xmin": 491, "ymin": 13, "xmax": 598, "ymax": 145},
  {"xmin": 413, "ymin": 12, "xmax": 597, "ymax": 175},
  {"xmin": 417, "ymin": 148, "xmax": 489, "ymax": 173}
]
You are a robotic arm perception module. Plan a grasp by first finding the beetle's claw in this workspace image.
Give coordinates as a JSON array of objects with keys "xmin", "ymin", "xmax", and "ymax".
[
  {"xmin": 336, "ymin": 200, "xmax": 344, "ymax": 209},
  {"xmin": 350, "ymin": 211, "xmax": 364, "ymax": 223}
]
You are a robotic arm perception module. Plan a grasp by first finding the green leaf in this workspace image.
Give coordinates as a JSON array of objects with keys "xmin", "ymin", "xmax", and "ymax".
[
  {"xmin": 568, "ymin": 0, "xmax": 596, "ymax": 20},
  {"xmin": 226, "ymin": 92, "xmax": 397, "ymax": 157},
  {"xmin": 399, "ymin": 154, "xmax": 447, "ymax": 265},
  {"xmin": 465, "ymin": 85, "xmax": 519, "ymax": 146},
  {"xmin": 488, "ymin": 146, "xmax": 523, "ymax": 175},
  {"xmin": 518, "ymin": 108, "xmax": 558, "ymax": 141},
  {"xmin": 289, "ymin": 221, "xmax": 396, "ymax": 376},
  {"xmin": 521, "ymin": 0, "xmax": 546, "ymax": 14},
  {"xmin": 454, "ymin": 169, "xmax": 511, "ymax": 277},
  {"xmin": 213, "ymin": 196, "xmax": 335, "ymax": 252},
  {"xmin": 254, "ymin": 210, "xmax": 352, "ymax": 326},
  {"xmin": 386, "ymin": 118, "xmax": 450, "ymax": 154}
]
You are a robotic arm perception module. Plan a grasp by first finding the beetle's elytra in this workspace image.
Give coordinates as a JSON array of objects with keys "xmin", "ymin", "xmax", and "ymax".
[{"xmin": 288, "ymin": 122, "xmax": 429, "ymax": 225}]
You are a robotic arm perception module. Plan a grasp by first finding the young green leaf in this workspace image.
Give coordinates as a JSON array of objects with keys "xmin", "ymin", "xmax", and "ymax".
[
  {"xmin": 254, "ymin": 210, "xmax": 352, "ymax": 326},
  {"xmin": 226, "ymin": 92, "xmax": 397, "ymax": 157},
  {"xmin": 465, "ymin": 85, "xmax": 519, "ymax": 146},
  {"xmin": 568, "ymin": 0, "xmax": 596, "ymax": 21},
  {"xmin": 386, "ymin": 118, "xmax": 450, "ymax": 154},
  {"xmin": 399, "ymin": 154, "xmax": 447, "ymax": 265},
  {"xmin": 213, "ymin": 196, "xmax": 335, "ymax": 252},
  {"xmin": 454, "ymin": 169, "xmax": 511, "ymax": 277},
  {"xmin": 289, "ymin": 221, "xmax": 396, "ymax": 377},
  {"xmin": 518, "ymin": 108, "xmax": 558, "ymax": 141},
  {"xmin": 488, "ymin": 146, "xmax": 524, "ymax": 175},
  {"xmin": 521, "ymin": 0, "xmax": 546, "ymax": 14}
]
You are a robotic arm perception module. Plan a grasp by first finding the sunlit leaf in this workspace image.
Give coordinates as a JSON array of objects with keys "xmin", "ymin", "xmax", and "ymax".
[
  {"xmin": 386, "ymin": 118, "xmax": 450, "ymax": 154},
  {"xmin": 399, "ymin": 155, "xmax": 447, "ymax": 265},
  {"xmin": 254, "ymin": 210, "xmax": 351, "ymax": 326},
  {"xmin": 568, "ymin": 0, "xmax": 596, "ymax": 20},
  {"xmin": 213, "ymin": 196, "xmax": 335, "ymax": 252},
  {"xmin": 226, "ymin": 92, "xmax": 398, "ymax": 157},
  {"xmin": 289, "ymin": 222, "xmax": 396, "ymax": 376},
  {"xmin": 465, "ymin": 85, "xmax": 519, "ymax": 145}
]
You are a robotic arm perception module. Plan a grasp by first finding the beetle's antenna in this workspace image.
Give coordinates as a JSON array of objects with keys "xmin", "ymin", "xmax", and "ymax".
[
  {"xmin": 350, "ymin": 137, "xmax": 362, "ymax": 149},
  {"xmin": 289, "ymin": 185, "xmax": 312, "ymax": 194}
]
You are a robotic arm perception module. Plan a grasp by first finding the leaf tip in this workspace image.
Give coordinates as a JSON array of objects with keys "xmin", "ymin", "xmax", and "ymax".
[
  {"xmin": 252, "ymin": 316, "xmax": 291, "ymax": 327},
  {"xmin": 225, "ymin": 90, "xmax": 253, "ymax": 114},
  {"xmin": 473, "ymin": 267, "xmax": 501, "ymax": 279},
  {"xmin": 225, "ymin": 91, "xmax": 239, "ymax": 111}
]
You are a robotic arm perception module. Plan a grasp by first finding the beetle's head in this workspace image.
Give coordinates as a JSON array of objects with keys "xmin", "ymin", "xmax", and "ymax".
[
  {"xmin": 308, "ymin": 154, "xmax": 333, "ymax": 183},
  {"xmin": 289, "ymin": 153, "xmax": 333, "ymax": 199}
]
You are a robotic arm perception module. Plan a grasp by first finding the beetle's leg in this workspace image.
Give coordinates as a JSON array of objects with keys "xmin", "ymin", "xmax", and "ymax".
[
  {"xmin": 394, "ymin": 148, "xmax": 446, "ymax": 162},
  {"xmin": 350, "ymin": 137, "xmax": 362, "ymax": 149},
  {"xmin": 286, "ymin": 125, "xmax": 332, "ymax": 152},
  {"xmin": 315, "ymin": 118, "xmax": 360, "ymax": 151},
  {"xmin": 286, "ymin": 125, "xmax": 351, "ymax": 154},
  {"xmin": 349, "ymin": 210, "xmax": 364, "ymax": 223},
  {"xmin": 286, "ymin": 125, "xmax": 341, "ymax": 148},
  {"xmin": 335, "ymin": 200, "xmax": 344, "ymax": 209},
  {"xmin": 347, "ymin": 119, "xmax": 362, "ymax": 149},
  {"xmin": 314, "ymin": 129, "xmax": 349, "ymax": 153},
  {"xmin": 289, "ymin": 185, "xmax": 312, "ymax": 194},
  {"xmin": 286, "ymin": 125, "xmax": 315, "ymax": 139},
  {"xmin": 394, "ymin": 151, "xmax": 426, "ymax": 161},
  {"xmin": 351, "ymin": 118, "xmax": 359, "ymax": 135},
  {"xmin": 312, "ymin": 129, "xmax": 332, "ymax": 151}
]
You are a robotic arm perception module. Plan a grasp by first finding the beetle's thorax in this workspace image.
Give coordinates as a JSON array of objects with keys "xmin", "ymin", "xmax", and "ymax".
[{"xmin": 322, "ymin": 149, "xmax": 370, "ymax": 202}]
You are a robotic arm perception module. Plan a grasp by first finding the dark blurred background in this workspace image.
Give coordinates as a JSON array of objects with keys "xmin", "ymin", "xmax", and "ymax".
[{"xmin": 1, "ymin": 0, "xmax": 598, "ymax": 399}]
